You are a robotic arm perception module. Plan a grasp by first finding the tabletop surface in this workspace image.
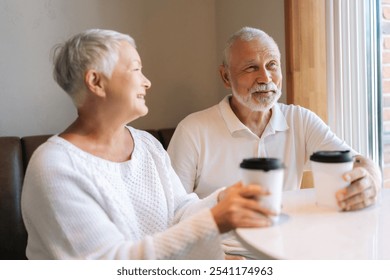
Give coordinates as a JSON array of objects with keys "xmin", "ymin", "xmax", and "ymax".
[{"xmin": 235, "ymin": 188, "xmax": 390, "ymax": 260}]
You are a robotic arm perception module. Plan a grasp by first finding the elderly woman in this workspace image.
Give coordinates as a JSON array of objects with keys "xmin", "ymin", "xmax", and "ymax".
[{"xmin": 21, "ymin": 29, "xmax": 271, "ymax": 259}]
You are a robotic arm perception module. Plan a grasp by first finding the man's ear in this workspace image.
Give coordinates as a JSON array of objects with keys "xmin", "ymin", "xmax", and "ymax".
[
  {"xmin": 85, "ymin": 70, "xmax": 105, "ymax": 97},
  {"xmin": 219, "ymin": 65, "xmax": 231, "ymax": 88}
]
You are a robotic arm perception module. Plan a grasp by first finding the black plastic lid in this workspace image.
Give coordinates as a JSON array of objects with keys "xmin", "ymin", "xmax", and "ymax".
[
  {"xmin": 240, "ymin": 158, "xmax": 284, "ymax": 171},
  {"xmin": 310, "ymin": 150, "xmax": 353, "ymax": 163}
]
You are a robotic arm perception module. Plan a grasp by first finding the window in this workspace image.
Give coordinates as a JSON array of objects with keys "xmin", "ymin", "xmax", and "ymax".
[
  {"xmin": 326, "ymin": 0, "xmax": 383, "ymax": 185},
  {"xmin": 381, "ymin": 0, "xmax": 390, "ymax": 187}
]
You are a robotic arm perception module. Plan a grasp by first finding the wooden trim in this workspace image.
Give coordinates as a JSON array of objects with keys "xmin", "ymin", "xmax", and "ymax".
[
  {"xmin": 284, "ymin": 0, "xmax": 327, "ymax": 188},
  {"xmin": 284, "ymin": 0, "xmax": 328, "ymax": 123}
]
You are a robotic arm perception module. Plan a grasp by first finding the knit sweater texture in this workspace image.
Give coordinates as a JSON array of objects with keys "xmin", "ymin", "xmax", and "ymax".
[{"xmin": 21, "ymin": 126, "xmax": 223, "ymax": 259}]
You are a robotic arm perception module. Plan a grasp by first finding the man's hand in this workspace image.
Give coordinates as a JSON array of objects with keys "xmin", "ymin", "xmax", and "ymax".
[
  {"xmin": 211, "ymin": 182, "xmax": 274, "ymax": 233},
  {"xmin": 336, "ymin": 155, "xmax": 382, "ymax": 211}
]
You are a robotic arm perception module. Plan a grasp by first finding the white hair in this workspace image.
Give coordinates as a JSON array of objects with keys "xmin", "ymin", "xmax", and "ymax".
[
  {"xmin": 52, "ymin": 29, "xmax": 136, "ymax": 107},
  {"xmin": 222, "ymin": 27, "xmax": 280, "ymax": 66}
]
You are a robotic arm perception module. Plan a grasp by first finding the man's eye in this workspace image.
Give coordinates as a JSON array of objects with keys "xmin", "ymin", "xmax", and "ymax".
[
  {"xmin": 245, "ymin": 66, "xmax": 257, "ymax": 72},
  {"xmin": 268, "ymin": 61, "xmax": 278, "ymax": 69}
]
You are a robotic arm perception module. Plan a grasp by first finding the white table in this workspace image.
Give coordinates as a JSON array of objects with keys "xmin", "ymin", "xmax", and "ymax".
[{"xmin": 235, "ymin": 189, "xmax": 390, "ymax": 259}]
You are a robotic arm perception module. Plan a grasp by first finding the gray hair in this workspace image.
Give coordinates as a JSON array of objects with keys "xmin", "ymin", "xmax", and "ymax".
[
  {"xmin": 52, "ymin": 29, "xmax": 136, "ymax": 107},
  {"xmin": 222, "ymin": 27, "xmax": 280, "ymax": 66}
]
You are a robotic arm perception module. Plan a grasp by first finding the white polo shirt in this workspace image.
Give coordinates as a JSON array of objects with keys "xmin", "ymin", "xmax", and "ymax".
[{"xmin": 168, "ymin": 95, "xmax": 352, "ymax": 198}]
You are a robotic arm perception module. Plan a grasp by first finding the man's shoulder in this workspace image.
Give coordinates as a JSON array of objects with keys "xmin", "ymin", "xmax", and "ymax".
[
  {"xmin": 277, "ymin": 102, "xmax": 304, "ymax": 111},
  {"xmin": 277, "ymin": 103, "xmax": 315, "ymax": 116},
  {"xmin": 179, "ymin": 103, "xmax": 220, "ymax": 125},
  {"xmin": 276, "ymin": 103, "xmax": 324, "ymax": 128}
]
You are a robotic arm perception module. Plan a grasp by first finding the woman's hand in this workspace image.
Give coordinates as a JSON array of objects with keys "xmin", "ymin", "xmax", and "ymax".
[{"xmin": 211, "ymin": 182, "xmax": 275, "ymax": 233}]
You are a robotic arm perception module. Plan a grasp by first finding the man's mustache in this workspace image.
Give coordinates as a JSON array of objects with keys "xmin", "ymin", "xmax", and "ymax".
[{"xmin": 249, "ymin": 83, "xmax": 278, "ymax": 93}]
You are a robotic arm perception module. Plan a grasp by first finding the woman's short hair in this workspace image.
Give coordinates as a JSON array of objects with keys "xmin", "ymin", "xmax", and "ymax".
[
  {"xmin": 52, "ymin": 29, "xmax": 135, "ymax": 107},
  {"xmin": 222, "ymin": 26, "xmax": 280, "ymax": 67}
]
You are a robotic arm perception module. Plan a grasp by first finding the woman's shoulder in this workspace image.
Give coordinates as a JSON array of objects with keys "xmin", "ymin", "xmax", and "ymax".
[
  {"xmin": 26, "ymin": 135, "xmax": 76, "ymax": 171},
  {"xmin": 30, "ymin": 135, "xmax": 68, "ymax": 160}
]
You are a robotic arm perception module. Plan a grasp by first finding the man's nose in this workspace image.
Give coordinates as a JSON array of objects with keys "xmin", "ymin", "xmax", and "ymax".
[{"xmin": 256, "ymin": 67, "xmax": 272, "ymax": 84}]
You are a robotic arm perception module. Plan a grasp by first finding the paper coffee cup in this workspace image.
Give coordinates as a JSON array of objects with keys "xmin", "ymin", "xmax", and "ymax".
[
  {"xmin": 240, "ymin": 158, "xmax": 284, "ymax": 220},
  {"xmin": 310, "ymin": 150, "xmax": 353, "ymax": 210}
]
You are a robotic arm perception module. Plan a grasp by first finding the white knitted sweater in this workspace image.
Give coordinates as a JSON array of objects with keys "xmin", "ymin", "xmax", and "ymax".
[{"xmin": 21, "ymin": 127, "xmax": 224, "ymax": 259}]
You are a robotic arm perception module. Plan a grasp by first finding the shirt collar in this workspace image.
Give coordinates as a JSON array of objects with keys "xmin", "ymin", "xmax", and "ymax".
[
  {"xmin": 218, "ymin": 95, "xmax": 247, "ymax": 134},
  {"xmin": 268, "ymin": 101, "xmax": 289, "ymax": 133},
  {"xmin": 218, "ymin": 95, "xmax": 289, "ymax": 135}
]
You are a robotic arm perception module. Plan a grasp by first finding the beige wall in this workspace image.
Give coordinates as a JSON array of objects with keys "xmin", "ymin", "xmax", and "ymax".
[
  {"xmin": 0, "ymin": 0, "xmax": 285, "ymax": 137},
  {"xmin": 131, "ymin": 0, "xmax": 220, "ymax": 129}
]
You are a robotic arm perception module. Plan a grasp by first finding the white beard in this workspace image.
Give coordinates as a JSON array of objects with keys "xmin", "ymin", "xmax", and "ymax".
[{"xmin": 234, "ymin": 83, "xmax": 282, "ymax": 112}]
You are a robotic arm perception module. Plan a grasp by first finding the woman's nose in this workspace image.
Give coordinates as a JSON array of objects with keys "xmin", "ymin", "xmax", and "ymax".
[{"xmin": 144, "ymin": 75, "xmax": 151, "ymax": 89}]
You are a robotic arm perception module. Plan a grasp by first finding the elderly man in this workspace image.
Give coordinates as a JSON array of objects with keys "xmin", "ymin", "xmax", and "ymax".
[
  {"xmin": 168, "ymin": 26, "xmax": 382, "ymax": 258},
  {"xmin": 168, "ymin": 27, "xmax": 381, "ymax": 217}
]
